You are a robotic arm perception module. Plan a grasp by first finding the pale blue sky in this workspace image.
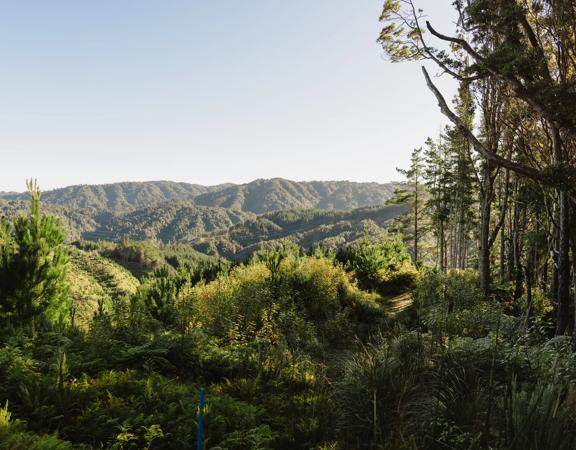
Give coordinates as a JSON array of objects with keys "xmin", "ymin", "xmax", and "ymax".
[{"xmin": 0, "ymin": 1, "xmax": 457, "ymax": 191}]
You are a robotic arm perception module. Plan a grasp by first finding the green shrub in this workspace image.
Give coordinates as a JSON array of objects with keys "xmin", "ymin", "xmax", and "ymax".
[
  {"xmin": 0, "ymin": 402, "xmax": 72, "ymax": 450},
  {"xmin": 377, "ymin": 260, "xmax": 420, "ymax": 296}
]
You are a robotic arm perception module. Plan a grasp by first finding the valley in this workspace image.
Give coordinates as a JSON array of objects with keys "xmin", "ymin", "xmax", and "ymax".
[{"xmin": 1, "ymin": 178, "xmax": 402, "ymax": 260}]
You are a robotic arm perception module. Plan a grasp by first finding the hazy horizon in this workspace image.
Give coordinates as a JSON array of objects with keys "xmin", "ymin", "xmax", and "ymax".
[{"xmin": 1, "ymin": 1, "xmax": 457, "ymax": 191}]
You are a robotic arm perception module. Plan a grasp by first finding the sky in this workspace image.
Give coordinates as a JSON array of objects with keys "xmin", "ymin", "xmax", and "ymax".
[{"xmin": 0, "ymin": 0, "xmax": 458, "ymax": 192}]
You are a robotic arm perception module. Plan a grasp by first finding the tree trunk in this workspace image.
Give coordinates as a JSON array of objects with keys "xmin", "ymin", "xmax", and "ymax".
[
  {"xmin": 552, "ymin": 123, "xmax": 571, "ymax": 335},
  {"xmin": 479, "ymin": 162, "xmax": 493, "ymax": 296},
  {"xmin": 556, "ymin": 189, "xmax": 571, "ymax": 335},
  {"xmin": 439, "ymin": 220, "xmax": 446, "ymax": 272},
  {"xmin": 512, "ymin": 200, "xmax": 524, "ymax": 303},
  {"xmin": 500, "ymin": 224, "xmax": 506, "ymax": 282},
  {"xmin": 414, "ymin": 178, "xmax": 419, "ymax": 265},
  {"xmin": 524, "ymin": 248, "xmax": 533, "ymax": 328}
]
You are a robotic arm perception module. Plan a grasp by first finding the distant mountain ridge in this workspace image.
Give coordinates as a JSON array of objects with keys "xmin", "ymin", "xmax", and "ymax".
[
  {"xmin": 194, "ymin": 178, "xmax": 397, "ymax": 213},
  {"xmin": 0, "ymin": 181, "xmax": 233, "ymax": 212},
  {"xmin": 0, "ymin": 178, "xmax": 397, "ymax": 214},
  {"xmin": 1, "ymin": 178, "xmax": 402, "ymax": 258}
]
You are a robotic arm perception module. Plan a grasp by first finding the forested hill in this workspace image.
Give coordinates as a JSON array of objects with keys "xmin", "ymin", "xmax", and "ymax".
[
  {"xmin": 1, "ymin": 179, "xmax": 400, "ymax": 257},
  {"xmin": 191, "ymin": 204, "xmax": 407, "ymax": 259},
  {"xmin": 0, "ymin": 198, "xmax": 99, "ymax": 241},
  {"xmin": 0, "ymin": 199, "xmax": 254, "ymax": 243},
  {"xmin": 0, "ymin": 198, "xmax": 405, "ymax": 254},
  {"xmin": 194, "ymin": 178, "xmax": 397, "ymax": 213},
  {"xmin": 83, "ymin": 201, "xmax": 255, "ymax": 242},
  {"xmin": 1, "ymin": 178, "xmax": 397, "ymax": 214},
  {"xmin": 0, "ymin": 181, "xmax": 232, "ymax": 212}
]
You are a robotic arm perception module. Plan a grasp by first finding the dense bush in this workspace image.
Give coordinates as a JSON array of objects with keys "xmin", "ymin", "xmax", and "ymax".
[
  {"xmin": 5, "ymin": 193, "xmax": 576, "ymax": 449},
  {"xmin": 335, "ymin": 271, "xmax": 576, "ymax": 449},
  {"xmin": 338, "ymin": 234, "xmax": 418, "ymax": 296}
]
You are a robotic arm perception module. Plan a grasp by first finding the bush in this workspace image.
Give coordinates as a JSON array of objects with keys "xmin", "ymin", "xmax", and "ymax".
[
  {"xmin": 377, "ymin": 260, "xmax": 420, "ymax": 296},
  {"xmin": 0, "ymin": 402, "xmax": 72, "ymax": 450},
  {"xmin": 340, "ymin": 235, "xmax": 416, "ymax": 295}
]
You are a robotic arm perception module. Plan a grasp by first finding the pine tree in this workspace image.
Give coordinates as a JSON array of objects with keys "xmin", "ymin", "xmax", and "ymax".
[
  {"xmin": 394, "ymin": 147, "xmax": 426, "ymax": 264},
  {"xmin": 423, "ymin": 138, "xmax": 453, "ymax": 271},
  {"xmin": 446, "ymin": 82, "xmax": 477, "ymax": 271},
  {"xmin": 0, "ymin": 180, "xmax": 70, "ymax": 335}
]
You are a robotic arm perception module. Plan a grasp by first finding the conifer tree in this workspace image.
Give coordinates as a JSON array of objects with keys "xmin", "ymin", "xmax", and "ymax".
[
  {"xmin": 0, "ymin": 180, "xmax": 70, "ymax": 335},
  {"xmin": 423, "ymin": 138, "xmax": 453, "ymax": 271},
  {"xmin": 394, "ymin": 147, "xmax": 426, "ymax": 264},
  {"xmin": 379, "ymin": 0, "xmax": 576, "ymax": 333}
]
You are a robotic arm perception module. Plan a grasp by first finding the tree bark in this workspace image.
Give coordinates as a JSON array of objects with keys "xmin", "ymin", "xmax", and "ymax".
[
  {"xmin": 414, "ymin": 176, "xmax": 419, "ymax": 264},
  {"xmin": 479, "ymin": 162, "xmax": 494, "ymax": 295},
  {"xmin": 556, "ymin": 189, "xmax": 571, "ymax": 334},
  {"xmin": 439, "ymin": 220, "xmax": 446, "ymax": 272}
]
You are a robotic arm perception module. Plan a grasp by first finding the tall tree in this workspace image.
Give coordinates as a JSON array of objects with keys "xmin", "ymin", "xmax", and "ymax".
[
  {"xmin": 395, "ymin": 147, "xmax": 426, "ymax": 264},
  {"xmin": 379, "ymin": 0, "xmax": 576, "ymax": 333},
  {"xmin": 423, "ymin": 138, "xmax": 454, "ymax": 271},
  {"xmin": 0, "ymin": 180, "xmax": 70, "ymax": 335}
]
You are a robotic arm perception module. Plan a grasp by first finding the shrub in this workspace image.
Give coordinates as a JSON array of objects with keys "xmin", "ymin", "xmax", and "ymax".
[
  {"xmin": 341, "ymin": 235, "xmax": 416, "ymax": 295},
  {"xmin": 0, "ymin": 402, "xmax": 72, "ymax": 450},
  {"xmin": 377, "ymin": 260, "xmax": 420, "ymax": 296}
]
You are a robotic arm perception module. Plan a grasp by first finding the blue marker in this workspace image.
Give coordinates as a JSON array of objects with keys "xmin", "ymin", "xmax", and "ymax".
[{"xmin": 197, "ymin": 387, "xmax": 205, "ymax": 450}]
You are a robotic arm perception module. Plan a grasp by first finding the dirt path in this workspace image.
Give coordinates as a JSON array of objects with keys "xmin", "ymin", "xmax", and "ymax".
[{"xmin": 382, "ymin": 292, "xmax": 413, "ymax": 315}]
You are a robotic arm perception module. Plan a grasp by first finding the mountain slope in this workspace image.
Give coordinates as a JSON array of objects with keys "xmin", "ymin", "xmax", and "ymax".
[
  {"xmin": 1, "ymin": 198, "xmax": 253, "ymax": 244},
  {"xmin": 68, "ymin": 247, "xmax": 140, "ymax": 328},
  {"xmin": 0, "ymin": 199, "xmax": 99, "ymax": 241},
  {"xmin": 1, "ymin": 181, "xmax": 233, "ymax": 212},
  {"xmin": 191, "ymin": 204, "xmax": 408, "ymax": 259},
  {"xmin": 81, "ymin": 201, "xmax": 255, "ymax": 243},
  {"xmin": 194, "ymin": 178, "xmax": 397, "ymax": 213},
  {"xmin": 2, "ymin": 179, "xmax": 397, "ymax": 215}
]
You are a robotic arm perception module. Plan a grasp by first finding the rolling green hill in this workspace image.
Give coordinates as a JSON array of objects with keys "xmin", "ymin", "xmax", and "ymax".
[
  {"xmin": 0, "ymin": 180, "xmax": 232, "ymax": 212},
  {"xmin": 75, "ymin": 239, "xmax": 218, "ymax": 278},
  {"xmin": 81, "ymin": 201, "xmax": 255, "ymax": 243},
  {"xmin": 0, "ymin": 199, "xmax": 99, "ymax": 241},
  {"xmin": 1, "ymin": 199, "xmax": 254, "ymax": 245},
  {"xmin": 191, "ymin": 203, "xmax": 408, "ymax": 259},
  {"xmin": 67, "ymin": 247, "xmax": 140, "ymax": 328},
  {"xmin": 2, "ymin": 179, "xmax": 401, "ymax": 257},
  {"xmin": 3, "ymin": 178, "xmax": 396, "ymax": 214},
  {"xmin": 194, "ymin": 178, "xmax": 397, "ymax": 213}
]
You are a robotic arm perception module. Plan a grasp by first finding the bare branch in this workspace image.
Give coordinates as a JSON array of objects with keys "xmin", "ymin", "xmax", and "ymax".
[{"xmin": 422, "ymin": 66, "xmax": 547, "ymax": 183}]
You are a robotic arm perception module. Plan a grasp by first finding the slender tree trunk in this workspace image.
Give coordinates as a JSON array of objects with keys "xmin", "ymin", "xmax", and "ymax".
[
  {"xmin": 448, "ymin": 220, "xmax": 455, "ymax": 269},
  {"xmin": 524, "ymin": 246, "xmax": 534, "ymax": 327},
  {"xmin": 440, "ymin": 220, "xmax": 446, "ymax": 272},
  {"xmin": 479, "ymin": 162, "xmax": 493, "ymax": 296},
  {"xmin": 507, "ymin": 180, "xmax": 518, "ymax": 282},
  {"xmin": 480, "ymin": 207, "xmax": 491, "ymax": 295},
  {"xmin": 556, "ymin": 189, "xmax": 571, "ymax": 334},
  {"xmin": 498, "ymin": 171, "xmax": 510, "ymax": 282},
  {"xmin": 542, "ymin": 259, "xmax": 548, "ymax": 292},
  {"xmin": 500, "ymin": 225, "xmax": 506, "ymax": 282},
  {"xmin": 512, "ymin": 200, "xmax": 524, "ymax": 303},
  {"xmin": 552, "ymin": 255, "xmax": 559, "ymax": 302},
  {"xmin": 414, "ymin": 178, "xmax": 419, "ymax": 265},
  {"xmin": 552, "ymin": 124, "xmax": 571, "ymax": 335}
]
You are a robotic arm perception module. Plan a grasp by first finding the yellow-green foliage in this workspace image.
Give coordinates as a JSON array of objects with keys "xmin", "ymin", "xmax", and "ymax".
[
  {"xmin": 376, "ymin": 260, "xmax": 420, "ymax": 296},
  {"xmin": 522, "ymin": 287, "xmax": 553, "ymax": 321},
  {"xmin": 68, "ymin": 248, "xmax": 139, "ymax": 329},
  {"xmin": 192, "ymin": 262, "xmax": 271, "ymax": 338},
  {"xmin": 284, "ymin": 256, "xmax": 359, "ymax": 319},
  {"xmin": 189, "ymin": 255, "xmax": 382, "ymax": 349}
]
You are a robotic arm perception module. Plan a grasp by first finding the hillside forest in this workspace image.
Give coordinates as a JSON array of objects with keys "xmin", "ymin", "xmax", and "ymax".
[{"xmin": 3, "ymin": 1, "xmax": 576, "ymax": 449}]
